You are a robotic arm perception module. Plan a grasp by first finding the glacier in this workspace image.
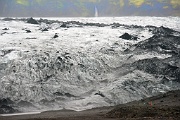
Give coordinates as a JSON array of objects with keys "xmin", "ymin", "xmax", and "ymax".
[{"xmin": 0, "ymin": 17, "xmax": 180, "ymax": 113}]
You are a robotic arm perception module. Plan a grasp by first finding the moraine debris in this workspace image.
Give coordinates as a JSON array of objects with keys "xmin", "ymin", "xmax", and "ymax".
[{"xmin": 119, "ymin": 33, "xmax": 138, "ymax": 40}]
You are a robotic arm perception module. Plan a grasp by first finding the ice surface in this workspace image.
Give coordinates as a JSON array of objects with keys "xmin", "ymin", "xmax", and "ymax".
[
  {"xmin": 0, "ymin": 112, "xmax": 41, "ymax": 116},
  {"xmin": 0, "ymin": 17, "xmax": 180, "ymax": 112}
]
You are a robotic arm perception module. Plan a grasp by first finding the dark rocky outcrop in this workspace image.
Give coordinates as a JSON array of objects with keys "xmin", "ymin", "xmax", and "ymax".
[
  {"xmin": 122, "ymin": 26, "xmax": 180, "ymax": 83},
  {"xmin": 53, "ymin": 33, "xmax": 59, "ymax": 38},
  {"xmin": 95, "ymin": 91, "xmax": 105, "ymax": 97},
  {"xmin": 53, "ymin": 92, "xmax": 64, "ymax": 96},
  {"xmin": 123, "ymin": 25, "xmax": 180, "ymax": 55},
  {"xmin": 60, "ymin": 23, "xmax": 67, "ymax": 28},
  {"xmin": 42, "ymin": 28, "xmax": 48, "ymax": 32},
  {"xmin": 25, "ymin": 30, "xmax": 31, "ymax": 33},
  {"xmin": 38, "ymin": 18, "xmax": 60, "ymax": 24},
  {"xmin": 38, "ymin": 18, "xmax": 51, "ymax": 24},
  {"xmin": 84, "ymin": 23, "xmax": 107, "ymax": 27},
  {"xmin": 27, "ymin": 17, "xmax": 38, "ymax": 24},
  {"xmin": 0, "ymin": 105, "xmax": 17, "ymax": 114},
  {"xmin": 119, "ymin": 33, "xmax": 138, "ymax": 40},
  {"xmin": 132, "ymin": 58, "xmax": 180, "ymax": 81},
  {"xmin": 0, "ymin": 98, "xmax": 17, "ymax": 114},
  {"xmin": 135, "ymin": 34, "xmax": 180, "ymax": 55},
  {"xmin": 64, "ymin": 93, "xmax": 76, "ymax": 97},
  {"xmin": 2, "ymin": 28, "xmax": 9, "ymax": 30},
  {"xmin": 0, "ymin": 98, "xmax": 14, "ymax": 106},
  {"xmin": 111, "ymin": 23, "xmax": 123, "ymax": 28},
  {"xmin": 152, "ymin": 26, "xmax": 176, "ymax": 35}
]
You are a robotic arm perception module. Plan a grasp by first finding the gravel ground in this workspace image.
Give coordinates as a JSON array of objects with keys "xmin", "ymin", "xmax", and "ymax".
[{"xmin": 0, "ymin": 90, "xmax": 180, "ymax": 120}]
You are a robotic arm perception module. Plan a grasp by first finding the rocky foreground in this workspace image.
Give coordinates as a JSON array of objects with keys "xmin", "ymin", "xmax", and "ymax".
[{"xmin": 0, "ymin": 90, "xmax": 179, "ymax": 120}]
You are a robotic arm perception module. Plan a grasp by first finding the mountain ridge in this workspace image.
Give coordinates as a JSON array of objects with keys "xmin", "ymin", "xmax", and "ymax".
[{"xmin": 0, "ymin": 0, "xmax": 180, "ymax": 17}]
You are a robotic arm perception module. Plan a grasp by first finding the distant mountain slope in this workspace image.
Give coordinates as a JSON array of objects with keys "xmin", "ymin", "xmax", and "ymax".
[{"xmin": 0, "ymin": 0, "xmax": 180, "ymax": 17}]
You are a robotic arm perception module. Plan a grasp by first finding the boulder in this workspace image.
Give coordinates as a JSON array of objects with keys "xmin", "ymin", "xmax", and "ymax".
[
  {"xmin": 119, "ymin": 33, "xmax": 138, "ymax": 40},
  {"xmin": 53, "ymin": 33, "xmax": 59, "ymax": 38},
  {"xmin": 27, "ymin": 17, "xmax": 38, "ymax": 24},
  {"xmin": 25, "ymin": 30, "xmax": 31, "ymax": 33}
]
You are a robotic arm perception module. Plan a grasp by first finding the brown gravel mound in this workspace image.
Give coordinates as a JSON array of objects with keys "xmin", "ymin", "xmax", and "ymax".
[
  {"xmin": 106, "ymin": 90, "xmax": 180, "ymax": 120},
  {"xmin": 107, "ymin": 106, "xmax": 180, "ymax": 119}
]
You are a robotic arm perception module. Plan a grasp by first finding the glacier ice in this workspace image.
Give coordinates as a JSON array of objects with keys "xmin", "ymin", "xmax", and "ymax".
[{"xmin": 0, "ymin": 17, "xmax": 180, "ymax": 113}]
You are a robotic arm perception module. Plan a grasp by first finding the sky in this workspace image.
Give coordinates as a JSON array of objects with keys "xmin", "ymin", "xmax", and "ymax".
[{"xmin": 0, "ymin": 0, "xmax": 180, "ymax": 17}]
